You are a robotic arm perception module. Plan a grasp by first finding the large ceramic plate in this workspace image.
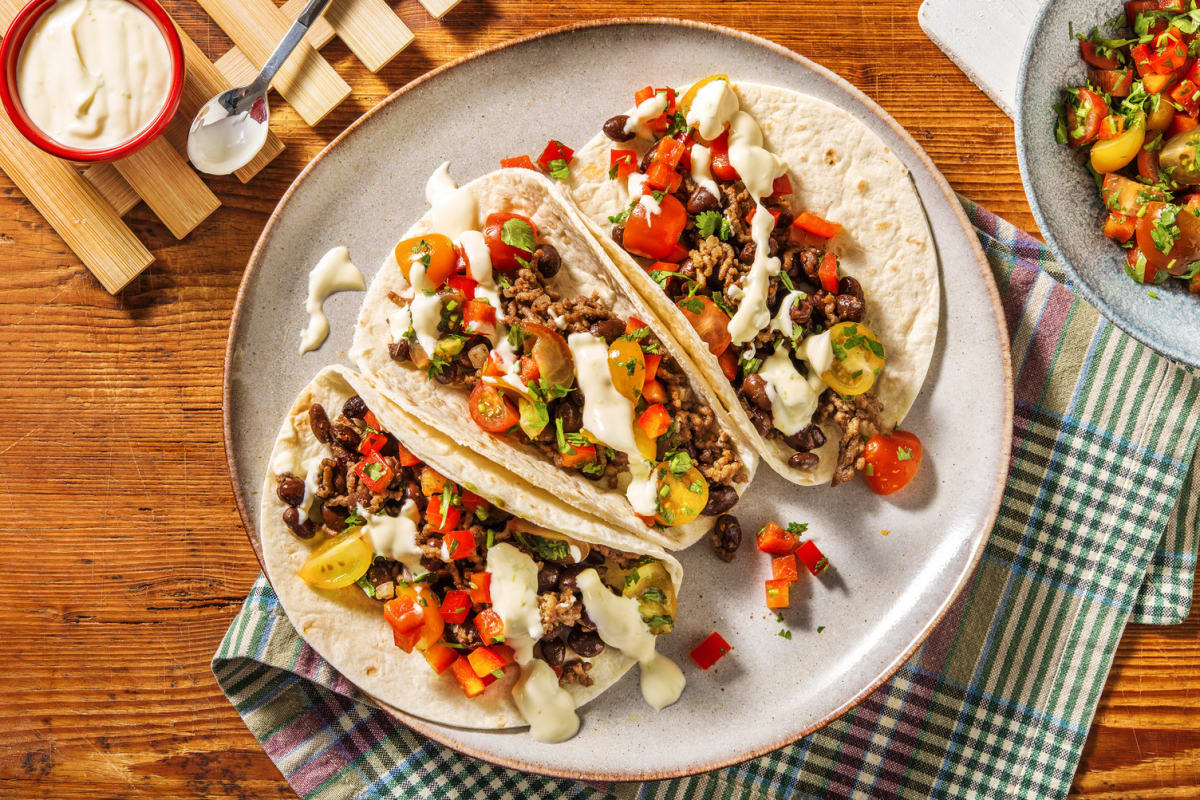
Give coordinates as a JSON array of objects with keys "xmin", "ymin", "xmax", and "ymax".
[
  {"xmin": 1018, "ymin": 0, "xmax": 1200, "ymax": 367},
  {"xmin": 224, "ymin": 20, "xmax": 1012, "ymax": 781}
]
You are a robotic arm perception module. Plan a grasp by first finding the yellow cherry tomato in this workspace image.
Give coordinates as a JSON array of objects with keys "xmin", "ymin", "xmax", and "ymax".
[
  {"xmin": 1147, "ymin": 101, "xmax": 1175, "ymax": 132},
  {"xmin": 1090, "ymin": 113, "xmax": 1145, "ymax": 174},
  {"xmin": 621, "ymin": 559, "xmax": 677, "ymax": 634},
  {"xmin": 634, "ymin": 424, "xmax": 658, "ymax": 461},
  {"xmin": 607, "ymin": 339, "xmax": 646, "ymax": 401},
  {"xmin": 823, "ymin": 321, "xmax": 886, "ymax": 397},
  {"xmin": 653, "ymin": 463, "xmax": 709, "ymax": 528},
  {"xmin": 394, "ymin": 233, "xmax": 457, "ymax": 288},
  {"xmin": 298, "ymin": 529, "xmax": 373, "ymax": 589},
  {"xmin": 678, "ymin": 73, "xmax": 730, "ymax": 116}
]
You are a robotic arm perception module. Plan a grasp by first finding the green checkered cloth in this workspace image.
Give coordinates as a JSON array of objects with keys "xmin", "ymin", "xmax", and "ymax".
[{"xmin": 214, "ymin": 201, "xmax": 1200, "ymax": 799}]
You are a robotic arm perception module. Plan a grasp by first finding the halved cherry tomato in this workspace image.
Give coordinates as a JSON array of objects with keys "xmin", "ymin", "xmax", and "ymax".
[
  {"xmin": 419, "ymin": 466, "xmax": 446, "ymax": 496},
  {"xmin": 482, "ymin": 212, "xmax": 539, "ymax": 273},
  {"xmin": 1065, "ymin": 88, "xmax": 1108, "ymax": 147},
  {"xmin": 450, "ymin": 657, "xmax": 488, "ymax": 697},
  {"xmin": 500, "ymin": 155, "xmax": 537, "ymax": 170},
  {"xmin": 439, "ymin": 589, "xmax": 473, "ymax": 625},
  {"xmin": 718, "ymin": 348, "xmax": 739, "ymax": 381},
  {"xmin": 536, "ymin": 139, "xmax": 574, "ymax": 172},
  {"xmin": 1104, "ymin": 211, "xmax": 1137, "ymax": 243},
  {"xmin": 443, "ymin": 529, "xmax": 476, "ymax": 561},
  {"xmin": 796, "ymin": 540, "xmax": 830, "ymax": 575},
  {"xmin": 1102, "ymin": 173, "xmax": 1169, "ymax": 214},
  {"xmin": 473, "ymin": 607, "xmax": 505, "ymax": 645},
  {"xmin": 765, "ymin": 579, "xmax": 791, "ymax": 610},
  {"xmin": 689, "ymin": 631, "xmax": 732, "ymax": 670},
  {"xmin": 756, "ymin": 521, "xmax": 797, "ymax": 555},
  {"xmin": 1137, "ymin": 202, "xmax": 1200, "ymax": 274},
  {"xmin": 446, "ymin": 273, "xmax": 477, "ymax": 299},
  {"xmin": 355, "ymin": 451, "xmax": 393, "ymax": 493},
  {"xmin": 1126, "ymin": 246, "xmax": 1161, "ymax": 284},
  {"xmin": 560, "ymin": 443, "xmax": 598, "ymax": 469},
  {"xmin": 622, "ymin": 193, "xmax": 689, "ymax": 260},
  {"xmin": 1170, "ymin": 78, "xmax": 1200, "ymax": 116},
  {"xmin": 770, "ymin": 174, "xmax": 794, "ymax": 197},
  {"xmin": 1080, "ymin": 40, "xmax": 1121, "ymax": 70},
  {"xmin": 468, "ymin": 571, "xmax": 491, "ymax": 604},
  {"xmin": 772, "ymin": 554, "xmax": 799, "ymax": 582},
  {"xmin": 1149, "ymin": 99, "xmax": 1177, "ymax": 131},
  {"xmin": 395, "ymin": 233, "xmax": 457, "ymax": 287},
  {"xmin": 463, "ymin": 298, "xmax": 497, "ymax": 337},
  {"xmin": 610, "ymin": 149, "xmax": 637, "ymax": 180},
  {"xmin": 298, "ymin": 529, "xmax": 372, "ymax": 590},
  {"xmin": 818, "ymin": 252, "xmax": 840, "ymax": 293},
  {"xmin": 679, "ymin": 74, "xmax": 729, "ymax": 115},
  {"xmin": 426, "ymin": 495, "xmax": 461, "ymax": 532},
  {"xmin": 822, "ymin": 321, "xmax": 886, "ymax": 397},
  {"xmin": 423, "ymin": 642, "xmax": 458, "ymax": 675},
  {"xmin": 467, "ymin": 645, "xmax": 508, "ymax": 678},
  {"xmin": 862, "ymin": 430, "xmax": 923, "ymax": 495},
  {"xmin": 1169, "ymin": 111, "xmax": 1200, "ymax": 136},
  {"xmin": 469, "ymin": 381, "xmax": 519, "ymax": 434},
  {"xmin": 793, "ymin": 211, "xmax": 842, "ymax": 240},
  {"xmin": 608, "ymin": 338, "xmax": 646, "ymax": 400},
  {"xmin": 518, "ymin": 356, "xmax": 540, "ymax": 385},
  {"xmin": 1137, "ymin": 148, "xmax": 1163, "ymax": 183},
  {"xmin": 709, "ymin": 130, "xmax": 739, "ymax": 181},
  {"xmin": 637, "ymin": 403, "xmax": 672, "ymax": 439},
  {"xmin": 641, "ymin": 379, "xmax": 667, "ymax": 404},
  {"xmin": 653, "ymin": 463, "xmax": 708, "ymax": 527},
  {"xmin": 677, "ymin": 295, "xmax": 731, "ymax": 356},
  {"xmin": 1088, "ymin": 69, "xmax": 1133, "ymax": 97}
]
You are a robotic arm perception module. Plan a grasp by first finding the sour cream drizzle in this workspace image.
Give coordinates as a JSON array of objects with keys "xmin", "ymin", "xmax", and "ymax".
[
  {"xmin": 300, "ymin": 246, "xmax": 365, "ymax": 354},
  {"xmin": 407, "ymin": 264, "xmax": 443, "ymax": 357},
  {"xmin": 566, "ymin": 332, "xmax": 658, "ymax": 516},
  {"xmin": 362, "ymin": 500, "xmax": 424, "ymax": 577},
  {"xmin": 627, "ymin": 172, "xmax": 660, "ymax": 216},
  {"xmin": 576, "ymin": 569, "xmax": 685, "ymax": 710},
  {"xmin": 426, "ymin": 162, "xmax": 478, "ymax": 240},
  {"xmin": 758, "ymin": 330, "xmax": 834, "ymax": 436},
  {"xmin": 689, "ymin": 143, "xmax": 719, "ymax": 201},
  {"xmin": 487, "ymin": 544, "xmax": 580, "ymax": 743},
  {"xmin": 624, "ymin": 92, "xmax": 670, "ymax": 135}
]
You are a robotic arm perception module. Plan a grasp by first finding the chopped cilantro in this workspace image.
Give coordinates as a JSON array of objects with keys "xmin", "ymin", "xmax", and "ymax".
[
  {"xmin": 786, "ymin": 521, "xmax": 808, "ymax": 536},
  {"xmin": 896, "ymin": 446, "xmax": 913, "ymax": 462},
  {"xmin": 344, "ymin": 512, "xmax": 366, "ymax": 528},
  {"xmin": 500, "ymin": 218, "xmax": 537, "ymax": 254}
]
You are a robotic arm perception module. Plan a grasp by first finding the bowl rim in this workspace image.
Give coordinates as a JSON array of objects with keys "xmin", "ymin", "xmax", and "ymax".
[
  {"xmin": 0, "ymin": 0, "xmax": 184, "ymax": 163},
  {"xmin": 1015, "ymin": 0, "xmax": 1200, "ymax": 368}
]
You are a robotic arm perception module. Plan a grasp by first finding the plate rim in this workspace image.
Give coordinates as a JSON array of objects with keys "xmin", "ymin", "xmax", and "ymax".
[
  {"xmin": 222, "ymin": 16, "xmax": 1013, "ymax": 782},
  {"xmin": 1015, "ymin": 0, "xmax": 1199, "ymax": 369}
]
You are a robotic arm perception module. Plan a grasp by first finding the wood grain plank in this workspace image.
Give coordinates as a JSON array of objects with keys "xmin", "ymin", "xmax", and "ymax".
[{"xmin": 112, "ymin": 138, "xmax": 220, "ymax": 239}]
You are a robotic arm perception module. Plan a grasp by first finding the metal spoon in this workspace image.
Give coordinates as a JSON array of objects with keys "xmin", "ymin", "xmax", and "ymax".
[{"xmin": 186, "ymin": 0, "xmax": 334, "ymax": 176}]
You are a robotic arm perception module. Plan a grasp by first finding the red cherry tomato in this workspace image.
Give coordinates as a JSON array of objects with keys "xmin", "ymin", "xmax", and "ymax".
[
  {"xmin": 468, "ymin": 381, "xmax": 519, "ymax": 434},
  {"xmin": 622, "ymin": 193, "xmax": 688, "ymax": 260},
  {"xmin": 1065, "ymin": 88, "xmax": 1108, "ymax": 147},
  {"xmin": 676, "ymin": 295, "xmax": 731, "ymax": 356},
  {"xmin": 482, "ymin": 212, "xmax": 539, "ymax": 273},
  {"xmin": 862, "ymin": 430, "xmax": 923, "ymax": 495}
]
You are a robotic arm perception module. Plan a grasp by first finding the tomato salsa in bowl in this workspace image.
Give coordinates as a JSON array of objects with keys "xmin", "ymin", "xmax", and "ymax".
[{"xmin": 1018, "ymin": 0, "xmax": 1200, "ymax": 366}]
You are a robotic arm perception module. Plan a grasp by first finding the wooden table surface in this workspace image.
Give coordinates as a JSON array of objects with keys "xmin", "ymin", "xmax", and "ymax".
[{"xmin": 0, "ymin": 1, "xmax": 1196, "ymax": 797}]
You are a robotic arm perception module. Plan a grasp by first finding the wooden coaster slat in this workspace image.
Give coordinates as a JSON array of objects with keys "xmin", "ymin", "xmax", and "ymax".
[
  {"xmin": 0, "ymin": 114, "xmax": 152, "ymax": 293},
  {"xmin": 113, "ymin": 138, "xmax": 220, "ymax": 239},
  {"xmin": 83, "ymin": 165, "xmax": 140, "ymax": 217},
  {"xmin": 322, "ymin": 0, "xmax": 415, "ymax": 73},
  {"xmin": 197, "ymin": 0, "xmax": 351, "ymax": 127},
  {"xmin": 416, "ymin": 0, "xmax": 464, "ymax": 21}
]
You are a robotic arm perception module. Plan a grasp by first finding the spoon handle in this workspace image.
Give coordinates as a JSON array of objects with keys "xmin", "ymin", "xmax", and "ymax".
[{"xmin": 249, "ymin": 0, "xmax": 335, "ymax": 96}]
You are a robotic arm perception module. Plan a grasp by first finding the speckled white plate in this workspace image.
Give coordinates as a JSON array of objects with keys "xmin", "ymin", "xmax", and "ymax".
[{"xmin": 224, "ymin": 20, "xmax": 1012, "ymax": 782}]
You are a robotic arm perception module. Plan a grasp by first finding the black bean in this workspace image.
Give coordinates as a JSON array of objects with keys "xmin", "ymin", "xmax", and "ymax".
[
  {"xmin": 276, "ymin": 475, "xmax": 305, "ymax": 507},
  {"xmin": 611, "ymin": 224, "xmax": 625, "ymax": 247},
  {"xmin": 557, "ymin": 564, "xmax": 588, "ymax": 592},
  {"xmin": 686, "ymin": 187, "xmax": 720, "ymax": 215},
  {"xmin": 403, "ymin": 480, "xmax": 426, "ymax": 511},
  {"xmin": 602, "ymin": 115, "xmax": 635, "ymax": 142},
  {"xmin": 739, "ymin": 241, "xmax": 756, "ymax": 265},
  {"xmin": 742, "ymin": 373, "xmax": 772, "ymax": 411},
  {"xmin": 331, "ymin": 423, "xmax": 360, "ymax": 449},
  {"xmin": 835, "ymin": 294, "xmax": 864, "ymax": 322},
  {"xmin": 783, "ymin": 424, "xmax": 826, "ymax": 453},
  {"xmin": 532, "ymin": 243, "xmax": 561, "ymax": 279},
  {"xmin": 584, "ymin": 548, "xmax": 605, "ymax": 566},
  {"xmin": 342, "ymin": 395, "xmax": 368, "ymax": 419},
  {"xmin": 282, "ymin": 507, "xmax": 316, "ymax": 539},
  {"xmin": 640, "ymin": 147, "xmax": 658, "ymax": 173},
  {"xmin": 748, "ymin": 405, "xmax": 774, "ymax": 437},
  {"xmin": 309, "ymin": 404, "xmax": 332, "ymax": 444},
  {"xmin": 702, "ymin": 484, "xmax": 739, "ymax": 516},
  {"xmin": 589, "ymin": 318, "xmax": 626, "ymax": 344},
  {"xmin": 710, "ymin": 514, "xmax": 742, "ymax": 562},
  {"xmin": 321, "ymin": 504, "xmax": 348, "ymax": 532},
  {"xmin": 838, "ymin": 276, "xmax": 864, "ymax": 301},
  {"xmin": 388, "ymin": 339, "xmax": 411, "ymax": 363},
  {"xmin": 567, "ymin": 627, "xmax": 606, "ymax": 658},
  {"xmin": 553, "ymin": 399, "xmax": 583, "ymax": 434},
  {"xmin": 789, "ymin": 452, "xmax": 820, "ymax": 470},
  {"xmin": 789, "ymin": 296, "xmax": 814, "ymax": 326},
  {"xmin": 538, "ymin": 563, "xmax": 562, "ymax": 594},
  {"xmin": 540, "ymin": 637, "xmax": 566, "ymax": 668},
  {"xmin": 774, "ymin": 210, "xmax": 794, "ymax": 229}
]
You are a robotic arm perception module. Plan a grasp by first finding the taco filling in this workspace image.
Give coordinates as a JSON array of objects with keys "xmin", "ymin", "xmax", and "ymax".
[
  {"xmin": 273, "ymin": 391, "xmax": 683, "ymax": 741},
  {"xmin": 381, "ymin": 169, "xmax": 749, "ymax": 526},
  {"xmin": 597, "ymin": 77, "xmax": 890, "ymax": 485}
]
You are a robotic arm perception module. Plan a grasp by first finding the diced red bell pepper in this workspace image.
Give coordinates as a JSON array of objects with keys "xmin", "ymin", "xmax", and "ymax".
[
  {"xmin": 709, "ymin": 131, "xmax": 738, "ymax": 181},
  {"xmin": 643, "ymin": 352, "xmax": 662, "ymax": 382},
  {"xmin": 1149, "ymin": 28, "xmax": 1189, "ymax": 74},
  {"xmin": 718, "ymin": 348, "xmax": 739, "ymax": 382},
  {"xmin": 463, "ymin": 298, "xmax": 496, "ymax": 337},
  {"xmin": 641, "ymin": 379, "xmax": 667, "ymax": 404},
  {"xmin": 653, "ymin": 136, "xmax": 686, "ymax": 169},
  {"xmin": 536, "ymin": 139, "xmax": 574, "ymax": 172},
  {"xmin": 384, "ymin": 596, "xmax": 425, "ymax": 652},
  {"xmin": 756, "ymin": 521, "xmax": 798, "ymax": 555},
  {"xmin": 610, "ymin": 149, "xmax": 637, "ymax": 180},
  {"xmin": 1170, "ymin": 78, "xmax": 1200, "ymax": 116},
  {"xmin": 394, "ymin": 442, "xmax": 421, "ymax": 467},
  {"xmin": 1132, "ymin": 42, "xmax": 1156, "ymax": 77},
  {"xmin": 796, "ymin": 539, "xmax": 829, "ymax": 575},
  {"xmin": 355, "ymin": 451, "xmax": 393, "ymax": 493},
  {"xmin": 468, "ymin": 571, "xmax": 491, "ymax": 604},
  {"xmin": 1104, "ymin": 211, "xmax": 1137, "ymax": 243},
  {"xmin": 423, "ymin": 642, "xmax": 458, "ymax": 675},
  {"xmin": 818, "ymin": 252, "xmax": 840, "ymax": 293},
  {"xmin": 420, "ymin": 466, "xmax": 446, "ymax": 496},
  {"xmin": 637, "ymin": 403, "xmax": 672, "ymax": 439},
  {"xmin": 560, "ymin": 443, "xmax": 598, "ymax": 469},
  {"xmin": 474, "ymin": 608, "xmax": 505, "ymax": 645},
  {"xmin": 634, "ymin": 85, "xmax": 655, "ymax": 105},
  {"xmin": 426, "ymin": 495, "xmax": 461, "ymax": 532},
  {"xmin": 446, "ymin": 273, "xmax": 477, "ymax": 299},
  {"xmin": 689, "ymin": 632, "xmax": 732, "ymax": 670},
  {"xmin": 364, "ymin": 411, "xmax": 381, "ymax": 431},
  {"xmin": 793, "ymin": 212, "xmax": 842, "ymax": 240},
  {"xmin": 646, "ymin": 88, "xmax": 677, "ymax": 133},
  {"xmin": 1126, "ymin": 0, "xmax": 1159, "ymax": 28},
  {"xmin": 645, "ymin": 160, "xmax": 682, "ymax": 193},
  {"xmin": 501, "ymin": 155, "xmax": 537, "ymax": 170},
  {"xmin": 772, "ymin": 554, "xmax": 799, "ymax": 582},
  {"xmin": 770, "ymin": 174, "xmax": 794, "ymax": 197},
  {"xmin": 622, "ymin": 194, "xmax": 689, "ymax": 260},
  {"xmin": 468, "ymin": 645, "xmax": 508, "ymax": 678},
  {"xmin": 1097, "ymin": 115, "xmax": 1126, "ymax": 139},
  {"xmin": 358, "ymin": 431, "xmax": 387, "ymax": 455},
  {"xmin": 450, "ymin": 656, "xmax": 488, "ymax": 698},
  {"xmin": 765, "ymin": 579, "xmax": 791, "ymax": 610},
  {"xmin": 442, "ymin": 529, "xmax": 476, "ymax": 561},
  {"xmin": 625, "ymin": 317, "xmax": 648, "ymax": 335},
  {"xmin": 439, "ymin": 589, "xmax": 472, "ymax": 625},
  {"xmin": 745, "ymin": 206, "xmax": 783, "ymax": 226}
]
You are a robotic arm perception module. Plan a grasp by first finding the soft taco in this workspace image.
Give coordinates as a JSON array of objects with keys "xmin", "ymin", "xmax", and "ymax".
[
  {"xmin": 567, "ymin": 77, "xmax": 939, "ymax": 487},
  {"xmin": 350, "ymin": 165, "xmax": 758, "ymax": 550},
  {"xmin": 262, "ymin": 365, "xmax": 686, "ymax": 743}
]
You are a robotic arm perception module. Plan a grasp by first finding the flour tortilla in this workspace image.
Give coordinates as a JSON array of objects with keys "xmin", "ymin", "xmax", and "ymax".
[
  {"xmin": 351, "ymin": 168, "xmax": 758, "ymax": 550},
  {"xmin": 568, "ymin": 80, "xmax": 940, "ymax": 486},
  {"xmin": 261, "ymin": 364, "xmax": 683, "ymax": 730}
]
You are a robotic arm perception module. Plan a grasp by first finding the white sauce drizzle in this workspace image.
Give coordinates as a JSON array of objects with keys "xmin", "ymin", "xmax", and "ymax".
[
  {"xmin": 362, "ymin": 500, "xmax": 424, "ymax": 576},
  {"xmin": 487, "ymin": 544, "xmax": 580, "ymax": 743},
  {"xmin": 459, "ymin": 229, "xmax": 501, "ymax": 322},
  {"xmin": 425, "ymin": 161, "xmax": 478, "ymax": 239},
  {"xmin": 689, "ymin": 143, "xmax": 720, "ymax": 202},
  {"xmin": 300, "ymin": 246, "xmax": 365, "ymax": 354},
  {"xmin": 407, "ymin": 263, "xmax": 443, "ymax": 357},
  {"xmin": 685, "ymin": 79, "xmax": 739, "ymax": 142},
  {"xmin": 566, "ymin": 332, "xmax": 658, "ymax": 516},
  {"xmin": 770, "ymin": 290, "xmax": 806, "ymax": 338},
  {"xmin": 624, "ymin": 92, "xmax": 670, "ymax": 135},
  {"xmin": 297, "ymin": 455, "xmax": 324, "ymax": 517},
  {"xmin": 757, "ymin": 331, "xmax": 833, "ymax": 437},
  {"xmin": 576, "ymin": 569, "xmax": 685, "ymax": 710},
  {"xmin": 626, "ymin": 171, "xmax": 661, "ymax": 216}
]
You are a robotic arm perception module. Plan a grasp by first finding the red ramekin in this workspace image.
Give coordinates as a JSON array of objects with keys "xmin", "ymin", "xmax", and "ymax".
[{"xmin": 0, "ymin": 0, "xmax": 184, "ymax": 162}]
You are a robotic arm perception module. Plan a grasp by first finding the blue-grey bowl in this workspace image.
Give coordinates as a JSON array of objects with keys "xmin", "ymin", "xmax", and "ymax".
[{"xmin": 1017, "ymin": 0, "xmax": 1200, "ymax": 367}]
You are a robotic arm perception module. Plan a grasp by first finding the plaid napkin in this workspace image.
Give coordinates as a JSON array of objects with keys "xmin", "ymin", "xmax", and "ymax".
[{"xmin": 214, "ymin": 202, "xmax": 1200, "ymax": 799}]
